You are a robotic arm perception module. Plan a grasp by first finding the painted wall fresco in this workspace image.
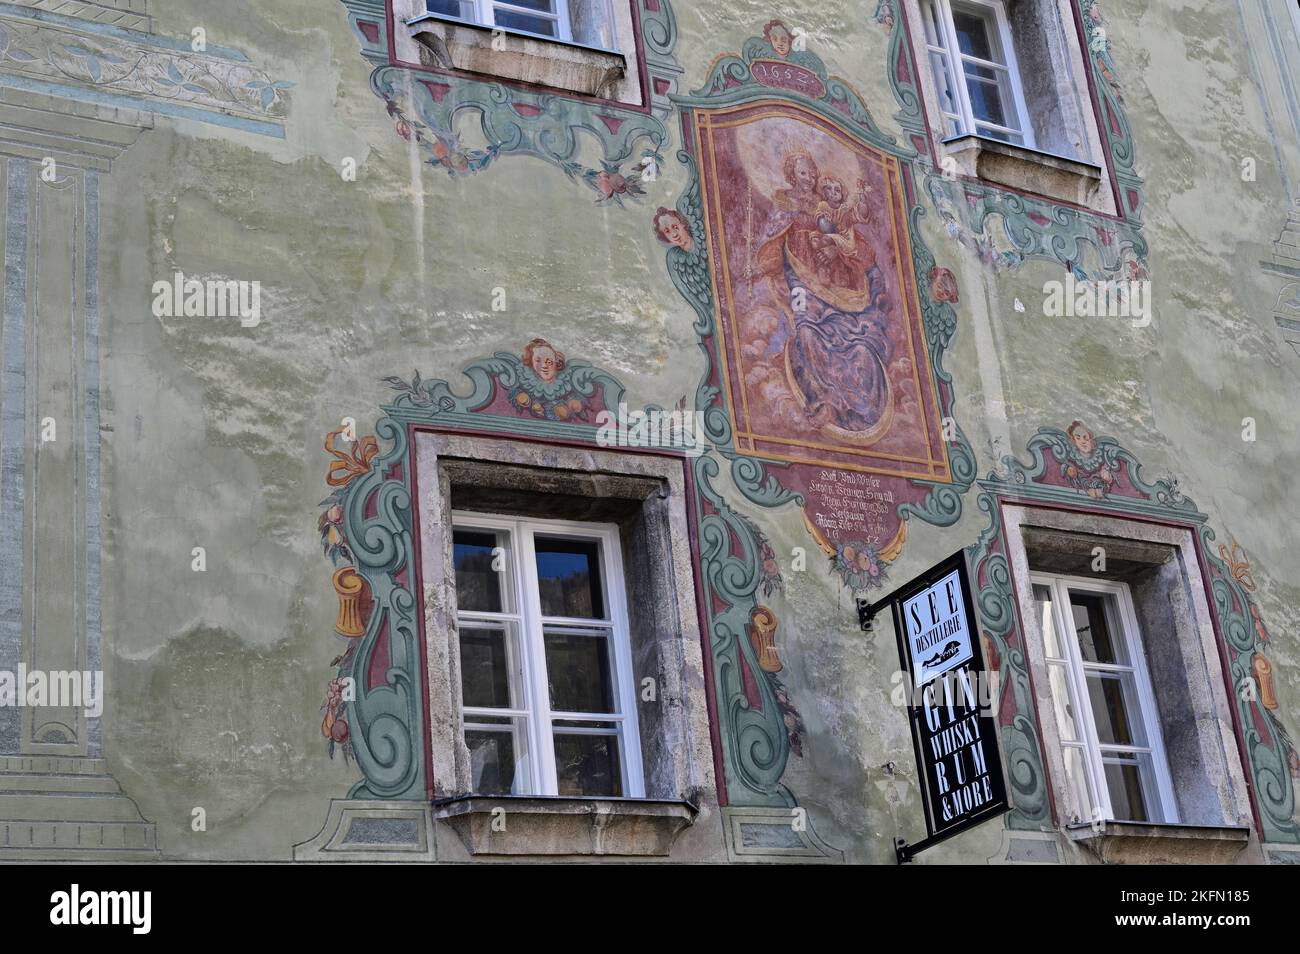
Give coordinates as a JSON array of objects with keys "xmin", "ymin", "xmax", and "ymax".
[
  {"xmin": 668, "ymin": 23, "xmax": 977, "ymax": 577},
  {"xmin": 385, "ymin": 338, "xmax": 614, "ymax": 422},
  {"xmin": 656, "ymin": 21, "xmax": 982, "ymax": 820},
  {"xmin": 695, "ymin": 106, "xmax": 947, "ymax": 473},
  {"xmin": 0, "ymin": 19, "xmax": 291, "ymax": 121},
  {"xmin": 691, "ymin": 101, "xmax": 954, "ymax": 578},
  {"xmin": 0, "ymin": 0, "xmax": 1289, "ymax": 869},
  {"xmin": 0, "ymin": 5, "xmax": 293, "ymax": 137}
]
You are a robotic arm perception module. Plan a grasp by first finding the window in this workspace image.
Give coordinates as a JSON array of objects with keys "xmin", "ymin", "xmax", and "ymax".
[
  {"xmin": 1000, "ymin": 505, "xmax": 1256, "ymax": 860},
  {"xmin": 413, "ymin": 435, "xmax": 715, "ymax": 856},
  {"xmin": 920, "ymin": 0, "xmax": 1034, "ymax": 146},
  {"xmin": 1030, "ymin": 573, "xmax": 1177, "ymax": 825},
  {"xmin": 399, "ymin": 0, "xmax": 645, "ymax": 107},
  {"xmin": 423, "ymin": 0, "xmax": 618, "ymax": 50},
  {"xmin": 905, "ymin": 0, "xmax": 1116, "ymax": 210},
  {"xmin": 452, "ymin": 513, "xmax": 644, "ymax": 798}
]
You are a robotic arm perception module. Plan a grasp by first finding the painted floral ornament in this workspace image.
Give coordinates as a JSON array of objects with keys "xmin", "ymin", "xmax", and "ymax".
[
  {"xmin": 804, "ymin": 513, "xmax": 907, "ymax": 594},
  {"xmin": 561, "ymin": 152, "xmax": 661, "ymax": 207},
  {"xmin": 832, "ymin": 541, "xmax": 890, "ymax": 591},
  {"xmin": 383, "ymin": 95, "xmax": 500, "ymax": 177},
  {"xmin": 321, "ymin": 676, "xmax": 355, "ymax": 764}
]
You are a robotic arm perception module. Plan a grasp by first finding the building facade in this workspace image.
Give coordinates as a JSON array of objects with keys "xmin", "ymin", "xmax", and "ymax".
[{"xmin": 0, "ymin": 0, "xmax": 1297, "ymax": 864}]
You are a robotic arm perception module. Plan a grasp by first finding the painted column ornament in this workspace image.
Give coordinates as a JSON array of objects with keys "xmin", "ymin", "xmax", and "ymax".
[
  {"xmin": 1254, "ymin": 654, "xmax": 1278, "ymax": 710},
  {"xmin": 332, "ymin": 567, "xmax": 369, "ymax": 638},
  {"xmin": 749, "ymin": 606, "xmax": 782, "ymax": 673}
]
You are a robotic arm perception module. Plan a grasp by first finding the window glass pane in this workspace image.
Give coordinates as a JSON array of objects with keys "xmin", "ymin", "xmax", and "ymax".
[
  {"xmin": 1103, "ymin": 753, "xmax": 1151, "ymax": 822},
  {"xmin": 459, "ymin": 625, "xmax": 520, "ymax": 709},
  {"xmin": 1069, "ymin": 592, "xmax": 1128, "ymax": 665},
  {"xmin": 963, "ymin": 69, "xmax": 1009, "ymax": 127},
  {"xmin": 1060, "ymin": 744, "xmax": 1098, "ymax": 824},
  {"xmin": 952, "ymin": 7, "xmax": 999, "ymax": 62},
  {"xmin": 544, "ymin": 629, "xmax": 614, "ymax": 713},
  {"xmin": 922, "ymin": 0, "xmax": 944, "ymax": 46},
  {"xmin": 427, "ymin": 0, "xmax": 471, "ymax": 19},
  {"xmin": 498, "ymin": 0, "xmax": 556, "ymax": 12},
  {"xmin": 568, "ymin": 0, "xmax": 614, "ymax": 49},
  {"xmin": 493, "ymin": 9, "xmax": 559, "ymax": 36},
  {"xmin": 1047, "ymin": 663, "xmax": 1081, "ymax": 742},
  {"xmin": 1033, "ymin": 584, "xmax": 1063, "ymax": 658},
  {"xmin": 553, "ymin": 724, "xmax": 622, "ymax": 796},
  {"xmin": 465, "ymin": 716, "xmax": 531, "ymax": 794},
  {"xmin": 974, "ymin": 124, "xmax": 1022, "ymax": 146},
  {"xmin": 964, "ymin": 62, "xmax": 1006, "ymax": 84},
  {"xmin": 1086, "ymin": 670, "xmax": 1147, "ymax": 747},
  {"xmin": 534, "ymin": 535, "xmax": 605, "ymax": 618},
  {"xmin": 929, "ymin": 52, "xmax": 961, "ymax": 117},
  {"xmin": 453, "ymin": 529, "xmax": 508, "ymax": 613}
]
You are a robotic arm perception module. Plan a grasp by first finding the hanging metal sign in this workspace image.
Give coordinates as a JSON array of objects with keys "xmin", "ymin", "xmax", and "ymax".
[{"xmin": 859, "ymin": 550, "xmax": 1010, "ymax": 862}]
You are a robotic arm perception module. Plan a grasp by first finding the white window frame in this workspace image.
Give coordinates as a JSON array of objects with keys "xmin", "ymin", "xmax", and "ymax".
[
  {"xmin": 452, "ymin": 511, "xmax": 645, "ymax": 799},
  {"xmin": 921, "ymin": 0, "xmax": 1035, "ymax": 148},
  {"xmin": 425, "ymin": 0, "xmax": 578, "ymax": 45},
  {"xmin": 1030, "ymin": 572, "xmax": 1177, "ymax": 825}
]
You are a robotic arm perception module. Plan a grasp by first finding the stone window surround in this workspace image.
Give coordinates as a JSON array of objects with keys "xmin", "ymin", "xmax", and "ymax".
[
  {"xmin": 900, "ymin": 0, "xmax": 1118, "ymax": 215},
  {"xmin": 1000, "ymin": 503, "xmax": 1256, "ymax": 862},
  {"xmin": 412, "ymin": 430, "xmax": 717, "ymax": 857},
  {"xmin": 391, "ymin": 0, "xmax": 644, "ymax": 107}
]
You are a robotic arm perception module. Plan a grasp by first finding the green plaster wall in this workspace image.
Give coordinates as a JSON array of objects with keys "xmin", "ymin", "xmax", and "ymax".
[{"xmin": 3, "ymin": 0, "xmax": 1294, "ymax": 861}]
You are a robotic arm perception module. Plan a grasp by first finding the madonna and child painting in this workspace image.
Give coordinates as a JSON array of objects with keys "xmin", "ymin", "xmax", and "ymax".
[{"xmin": 690, "ymin": 102, "xmax": 947, "ymax": 480}]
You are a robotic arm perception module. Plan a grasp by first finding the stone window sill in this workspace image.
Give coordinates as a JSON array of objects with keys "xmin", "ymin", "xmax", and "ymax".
[
  {"xmin": 1065, "ymin": 821, "xmax": 1251, "ymax": 865},
  {"xmin": 433, "ymin": 795, "xmax": 698, "ymax": 857},
  {"xmin": 944, "ymin": 135, "xmax": 1105, "ymax": 211},
  {"xmin": 408, "ymin": 15, "xmax": 626, "ymax": 99}
]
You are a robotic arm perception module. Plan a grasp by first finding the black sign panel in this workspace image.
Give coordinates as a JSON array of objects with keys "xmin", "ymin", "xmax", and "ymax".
[{"xmin": 873, "ymin": 550, "xmax": 1009, "ymax": 861}]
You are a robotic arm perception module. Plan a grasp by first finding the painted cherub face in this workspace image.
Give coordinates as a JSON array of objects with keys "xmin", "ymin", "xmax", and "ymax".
[
  {"xmin": 657, "ymin": 214, "xmax": 693, "ymax": 252},
  {"xmin": 531, "ymin": 346, "xmax": 559, "ymax": 383},
  {"xmin": 769, "ymin": 26, "xmax": 793, "ymax": 57},
  {"xmin": 1070, "ymin": 426, "xmax": 1096, "ymax": 455},
  {"xmin": 929, "ymin": 266, "xmax": 959, "ymax": 304}
]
